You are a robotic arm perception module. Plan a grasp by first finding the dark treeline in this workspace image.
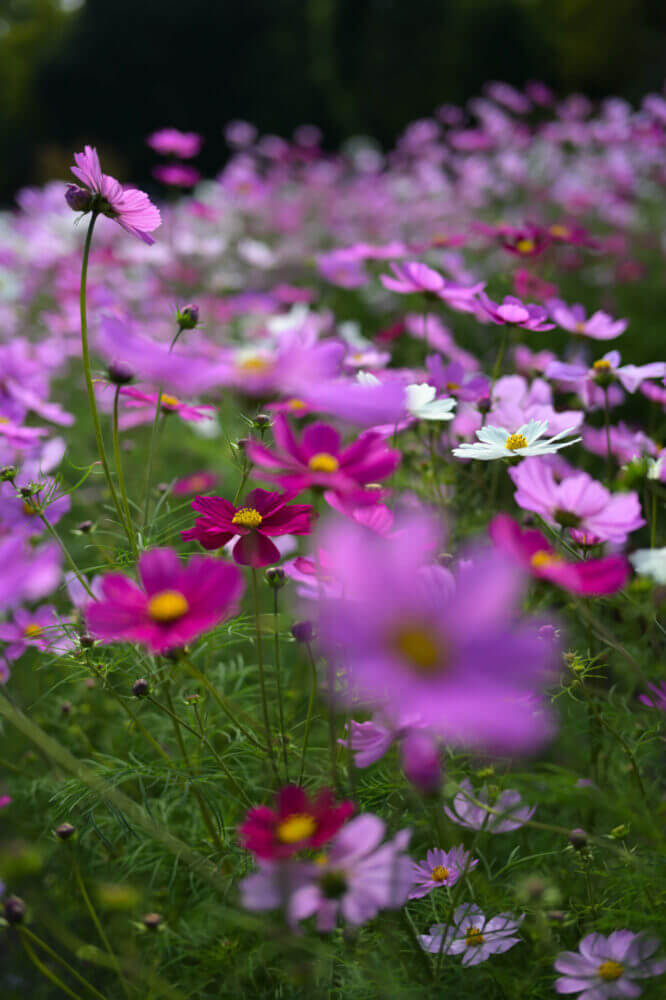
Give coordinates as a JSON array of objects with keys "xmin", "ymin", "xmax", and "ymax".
[{"xmin": 1, "ymin": 0, "xmax": 665, "ymax": 203}]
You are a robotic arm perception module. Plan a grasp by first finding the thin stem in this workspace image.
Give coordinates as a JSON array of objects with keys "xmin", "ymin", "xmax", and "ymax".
[
  {"xmin": 20, "ymin": 927, "xmax": 109, "ymax": 1000},
  {"xmin": 650, "ymin": 489, "xmax": 657, "ymax": 548},
  {"xmin": 251, "ymin": 569, "xmax": 279, "ymax": 781},
  {"xmin": 603, "ymin": 388, "xmax": 613, "ymax": 485},
  {"xmin": 20, "ymin": 931, "xmax": 86, "ymax": 1000},
  {"xmin": 142, "ymin": 323, "xmax": 185, "ymax": 529},
  {"xmin": 298, "ymin": 641, "xmax": 318, "ymax": 785},
  {"xmin": 72, "ymin": 854, "xmax": 130, "ymax": 998},
  {"xmin": 34, "ymin": 501, "xmax": 94, "ymax": 599},
  {"xmin": 491, "ymin": 326, "xmax": 509, "ymax": 387},
  {"xmin": 182, "ymin": 657, "xmax": 268, "ymax": 751},
  {"xmin": 78, "ymin": 213, "xmax": 132, "ymax": 547},
  {"xmin": 163, "ymin": 682, "xmax": 224, "ymax": 852},
  {"xmin": 273, "ymin": 587, "xmax": 289, "ymax": 780},
  {"xmin": 112, "ymin": 386, "xmax": 137, "ymax": 558}
]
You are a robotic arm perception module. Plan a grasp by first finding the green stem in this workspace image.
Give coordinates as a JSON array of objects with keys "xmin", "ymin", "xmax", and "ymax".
[
  {"xmin": 142, "ymin": 323, "xmax": 186, "ymax": 529},
  {"xmin": 35, "ymin": 502, "xmax": 94, "ymax": 599},
  {"xmin": 72, "ymin": 854, "xmax": 130, "ymax": 998},
  {"xmin": 603, "ymin": 388, "xmax": 613, "ymax": 486},
  {"xmin": 273, "ymin": 588, "xmax": 289, "ymax": 780},
  {"xmin": 19, "ymin": 926, "xmax": 109, "ymax": 1000},
  {"xmin": 163, "ymin": 682, "xmax": 224, "ymax": 852},
  {"xmin": 182, "ymin": 657, "xmax": 268, "ymax": 751},
  {"xmin": 20, "ymin": 931, "xmax": 86, "ymax": 1000},
  {"xmin": 112, "ymin": 387, "xmax": 137, "ymax": 557},
  {"xmin": 251, "ymin": 569, "xmax": 279, "ymax": 781},
  {"xmin": 78, "ymin": 213, "xmax": 132, "ymax": 547},
  {"xmin": 298, "ymin": 641, "xmax": 318, "ymax": 785},
  {"xmin": 650, "ymin": 489, "xmax": 657, "ymax": 548},
  {"xmin": 491, "ymin": 326, "xmax": 509, "ymax": 387}
]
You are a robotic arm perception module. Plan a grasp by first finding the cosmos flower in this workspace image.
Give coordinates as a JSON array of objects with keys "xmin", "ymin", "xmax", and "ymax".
[
  {"xmin": 152, "ymin": 164, "xmax": 201, "ymax": 187},
  {"xmin": 405, "ymin": 384, "xmax": 457, "ymax": 422},
  {"xmin": 172, "ymin": 472, "xmax": 218, "ymax": 496},
  {"xmin": 245, "ymin": 415, "xmax": 400, "ymax": 504},
  {"xmin": 181, "ymin": 489, "xmax": 315, "ymax": 567},
  {"xmin": 426, "ymin": 357, "xmax": 490, "ymax": 403},
  {"xmin": 147, "ymin": 128, "xmax": 203, "ymax": 158},
  {"xmin": 420, "ymin": 904, "xmax": 523, "ymax": 965},
  {"xmin": 444, "ymin": 779, "xmax": 536, "ymax": 832},
  {"xmin": 67, "ymin": 146, "xmax": 161, "ymax": 245},
  {"xmin": 639, "ymin": 682, "xmax": 666, "ymax": 712},
  {"xmin": 554, "ymin": 931, "xmax": 666, "ymax": 998},
  {"xmin": 510, "ymin": 459, "xmax": 645, "ymax": 544},
  {"xmin": 85, "ymin": 548, "xmax": 243, "ymax": 654},
  {"xmin": 0, "ymin": 605, "xmax": 74, "ymax": 661},
  {"xmin": 489, "ymin": 515, "xmax": 629, "ymax": 595},
  {"xmin": 118, "ymin": 386, "xmax": 216, "ymax": 427},
  {"xmin": 409, "ymin": 846, "xmax": 478, "ymax": 899},
  {"xmin": 549, "ymin": 301, "xmax": 628, "ymax": 340},
  {"xmin": 239, "ymin": 785, "xmax": 354, "ymax": 860},
  {"xmin": 546, "ymin": 352, "xmax": 666, "ymax": 399},
  {"xmin": 629, "ymin": 548, "xmax": 666, "ymax": 584},
  {"xmin": 380, "ymin": 262, "xmax": 483, "ymax": 308},
  {"xmin": 477, "ymin": 294, "xmax": 555, "ymax": 331},
  {"xmin": 452, "ymin": 419, "xmax": 580, "ymax": 461}
]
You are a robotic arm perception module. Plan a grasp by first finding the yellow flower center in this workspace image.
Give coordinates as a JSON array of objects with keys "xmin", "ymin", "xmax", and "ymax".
[
  {"xmin": 22, "ymin": 500, "xmax": 39, "ymax": 516},
  {"xmin": 593, "ymin": 359, "xmax": 611, "ymax": 371},
  {"xmin": 446, "ymin": 382, "xmax": 460, "ymax": 391},
  {"xmin": 276, "ymin": 813, "xmax": 317, "ymax": 843},
  {"xmin": 598, "ymin": 961, "xmax": 624, "ymax": 982},
  {"xmin": 232, "ymin": 507, "xmax": 263, "ymax": 528},
  {"xmin": 308, "ymin": 452, "xmax": 340, "ymax": 473},
  {"xmin": 549, "ymin": 224, "xmax": 569, "ymax": 239},
  {"xmin": 430, "ymin": 865, "xmax": 449, "ymax": 882},
  {"xmin": 575, "ymin": 321, "xmax": 586, "ymax": 334},
  {"xmin": 393, "ymin": 626, "xmax": 442, "ymax": 675},
  {"xmin": 238, "ymin": 357, "xmax": 270, "ymax": 373},
  {"xmin": 505, "ymin": 433, "xmax": 528, "ymax": 451},
  {"xmin": 465, "ymin": 927, "xmax": 484, "ymax": 947},
  {"xmin": 530, "ymin": 550, "xmax": 561, "ymax": 569},
  {"xmin": 147, "ymin": 590, "xmax": 189, "ymax": 623},
  {"xmin": 516, "ymin": 238, "xmax": 535, "ymax": 254},
  {"xmin": 160, "ymin": 394, "xmax": 180, "ymax": 408},
  {"xmin": 24, "ymin": 624, "xmax": 43, "ymax": 638},
  {"xmin": 287, "ymin": 398, "xmax": 307, "ymax": 411},
  {"xmin": 0, "ymin": 417, "xmax": 8, "ymax": 424}
]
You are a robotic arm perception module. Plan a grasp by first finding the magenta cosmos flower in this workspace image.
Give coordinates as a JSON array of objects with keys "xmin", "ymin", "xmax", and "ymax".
[
  {"xmin": 313, "ymin": 513, "xmax": 556, "ymax": 753},
  {"xmin": 67, "ymin": 146, "xmax": 161, "ymax": 245},
  {"xmin": 239, "ymin": 785, "xmax": 354, "ymax": 860},
  {"xmin": 409, "ymin": 846, "xmax": 478, "ymax": 899},
  {"xmin": 510, "ymin": 459, "xmax": 645, "ymax": 545},
  {"xmin": 554, "ymin": 931, "xmax": 666, "ymax": 998},
  {"xmin": 489, "ymin": 515, "xmax": 629, "ymax": 595},
  {"xmin": 245, "ymin": 415, "xmax": 400, "ymax": 503},
  {"xmin": 172, "ymin": 472, "xmax": 218, "ymax": 496},
  {"xmin": 639, "ymin": 682, "xmax": 666, "ymax": 711},
  {"xmin": 181, "ymin": 488, "xmax": 315, "ymax": 567},
  {"xmin": 445, "ymin": 779, "xmax": 536, "ymax": 832},
  {"xmin": 381, "ymin": 261, "xmax": 483, "ymax": 308},
  {"xmin": 548, "ymin": 300, "xmax": 628, "ymax": 340},
  {"xmin": 0, "ymin": 605, "xmax": 74, "ymax": 661},
  {"xmin": 420, "ymin": 904, "xmax": 524, "ymax": 965},
  {"xmin": 478, "ymin": 293, "xmax": 555, "ymax": 331},
  {"xmin": 85, "ymin": 548, "xmax": 243, "ymax": 654},
  {"xmin": 546, "ymin": 352, "xmax": 666, "ymax": 398},
  {"xmin": 147, "ymin": 128, "xmax": 202, "ymax": 158}
]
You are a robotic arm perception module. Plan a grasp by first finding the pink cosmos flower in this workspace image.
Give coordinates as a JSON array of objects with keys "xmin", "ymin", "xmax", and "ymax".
[
  {"xmin": 549, "ymin": 300, "xmax": 628, "ymax": 340},
  {"xmin": 426, "ymin": 356, "xmax": 490, "ymax": 403},
  {"xmin": 239, "ymin": 785, "xmax": 354, "ymax": 860},
  {"xmin": 554, "ymin": 931, "xmax": 666, "ymax": 998},
  {"xmin": 509, "ymin": 459, "xmax": 645, "ymax": 545},
  {"xmin": 489, "ymin": 374, "xmax": 583, "ymax": 436},
  {"xmin": 478, "ymin": 293, "xmax": 555, "ymax": 331},
  {"xmin": 147, "ymin": 128, "xmax": 203, "ymax": 158},
  {"xmin": 380, "ymin": 261, "xmax": 483, "ymax": 308},
  {"xmin": 172, "ymin": 472, "xmax": 218, "ymax": 496},
  {"xmin": 582, "ymin": 423, "xmax": 657, "ymax": 464},
  {"xmin": 241, "ymin": 814, "xmax": 413, "ymax": 932},
  {"xmin": 245, "ymin": 415, "xmax": 400, "ymax": 504},
  {"xmin": 639, "ymin": 682, "xmax": 666, "ymax": 711},
  {"xmin": 0, "ymin": 795, "xmax": 11, "ymax": 809},
  {"xmin": 181, "ymin": 488, "xmax": 315, "ymax": 567},
  {"xmin": 489, "ymin": 515, "xmax": 629, "ymax": 595},
  {"xmin": 420, "ymin": 904, "xmax": 524, "ymax": 966},
  {"xmin": 68, "ymin": 146, "xmax": 161, "ymax": 245},
  {"xmin": 85, "ymin": 548, "xmax": 243, "ymax": 654},
  {"xmin": 0, "ymin": 605, "xmax": 74, "ymax": 661},
  {"xmin": 409, "ymin": 846, "xmax": 478, "ymax": 899},
  {"xmin": 546, "ymin": 351, "xmax": 666, "ymax": 398},
  {"xmin": 445, "ymin": 780, "xmax": 535, "ymax": 832},
  {"xmin": 152, "ymin": 164, "xmax": 201, "ymax": 187},
  {"xmin": 118, "ymin": 386, "xmax": 215, "ymax": 427}
]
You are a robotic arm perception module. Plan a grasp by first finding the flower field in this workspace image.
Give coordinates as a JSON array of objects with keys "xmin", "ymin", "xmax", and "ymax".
[{"xmin": 0, "ymin": 83, "xmax": 665, "ymax": 999}]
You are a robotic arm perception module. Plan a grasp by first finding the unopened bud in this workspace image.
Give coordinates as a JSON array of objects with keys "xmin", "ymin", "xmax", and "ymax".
[
  {"xmin": 65, "ymin": 184, "xmax": 94, "ymax": 213},
  {"xmin": 253, "ymin": 413, "xmax": 272, "ymax": 430},
  {"xmin": 0, "ymin": 465, "xmax": 17, "ymax": 482},
  {"xmin": 291, "ymin": 621, "xmax": 314, "ymax": 643},
  {"xmin": 55, "ymin": 823, "xmax": 76, "ymax": 841},
  {"xmin": 265, "ymin": 567, "xmax": 286, "ymax": 589},
  {"xmin": 569, "ymin": 828, "xmax": 588, "ymax": 850},
  {"xmin": 77, "ymin": 520, "xmax": 94, "ymax": 533},
  {"xmin": 176, "ymin": 304, "xmax": 199, "ymax": 329},
  {"xmin": 108, "ymin": 360, "xmax": 134, "ymax": 386},
  {"xmin": 4, "ymin": 896, "xmax": 26, "ymax": 925},
  {"xmin": 132, "ymin": 678, "xmax": 150, "ymax": 698},
  {"xmin": 143, "ymin": 912, "xmax": 162, "ymax": 930}
]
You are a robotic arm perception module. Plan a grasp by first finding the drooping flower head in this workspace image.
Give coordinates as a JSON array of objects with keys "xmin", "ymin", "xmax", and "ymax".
[
  {"xmin": 68, "ymin": 146, "xmax": 161, "ymax": 245},
  {"xmin": 182, "ymin": 489, "xmax": 315, "ymax": 567},
  {"xmin": 554, "ymin": 931, "xmax": 666, "ymax": 998},
  {"xmin": 239, "ymin": 785, "xmax": 354, "ymax": 860},
  {"xmin": 85, "ymin": 548, "xmax": 243, "ymax": 654}
]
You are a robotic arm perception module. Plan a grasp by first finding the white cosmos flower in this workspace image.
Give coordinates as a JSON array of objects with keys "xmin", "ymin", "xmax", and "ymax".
[
  {"xmin": 452, "ymin": 419, "xmax": 580, "ymax": 461},
  {"xmin": 405, "ymin": 383, "xmax": 457, "ymax": 421},
  {"xmin": 629, "ymin": 548, "xmax": 666, "ymax": 584}
]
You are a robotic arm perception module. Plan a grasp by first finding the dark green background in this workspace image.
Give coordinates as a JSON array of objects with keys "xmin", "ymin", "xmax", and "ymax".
[{"xmin": 1, "ymin": 0, "xmax": 666, "ymax": 203}]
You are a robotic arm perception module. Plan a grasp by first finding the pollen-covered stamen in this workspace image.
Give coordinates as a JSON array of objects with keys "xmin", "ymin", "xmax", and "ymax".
[
  {"xmin": 505, "ymin": 433, "xmax": 528, "ymax": 451},
  {"xmin": 530, "ymin": 550, "xmax": 561, "ymax": 569},
  {"xmin": 238, "ymin": 356, "xmax": 270, "ymax": 373},
  {"xmin": 394, "ymin": 625, "xmax": 443, "ymax": 675},
  {"xmin": 446, "ymin": 382, "xmax": 460, "ymax": 391},
  {"xmin": 465, "ymin": 927, "xmax": 485, "ymax": 947},
  {"xmin": 516, "ymin": 238, "xmax": 535, "ymax": 254},
  {"xmin": 430, "ymin": 865, "xmax": 449, "ymax": 882},
  {"xmin": 593, "ymin": 359, "xmax": 612, "ymax": 371},
  {"xmin": 276, "ymin": 813, "xmax": 317, "ymax": 843},
  {"xmin": 575, "ymin": 321, "xmax": 586, "ymax": 334},
  {"xmin": 308, "ymin": 452, "xmax": 340, "ymax": 473},
  {"xmin": 232, "ymin": 507, "xmax": 263, "ymax": 529},
  {"xmin": 160, "ymin": 393, "xmax": 180, "ymax": 409},
  {"xmin": 24, "ymin": 624, "xmax": 44, "ymax": 638},
  {"xmin": 147, "ymin": 590, "xmax": 189, "ymax": 623},
  {"xmin": 549, "ymin": 224, "xmax": 570, "ymax": 239},
  {"xmin": 22, "ymin": 500, "xmax": 39, "ymax": 516},
  {"xmin": 598, "ymin": 961, "xmax": 624, "ymax": 982},
  {"xmin": 287, "ymin": 398, "xmax": 307, "ymax": 411}
]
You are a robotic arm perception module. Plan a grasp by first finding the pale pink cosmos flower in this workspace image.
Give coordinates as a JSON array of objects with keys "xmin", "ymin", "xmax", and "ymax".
[
  {"xmin": 554, "ymin": 931, "xmax": 666, "ymax": 998},
  {"xmin": 548, "ymin": 300, "xmax": 628, "ymax": 340},
  {"xmin": 420, "ymin": 904, "xmax": 524, "ymax": 965},
  {"xmin": 147, "ymin": 128, "xmax": 202, "ymax": 158},
  {"xmin": 68, "ymin": 146, "xmax": 161, "ymax": 245},
  {"xmin": 445, "ymin": 779, "xmax": 535, "ymax": 832},
  {"xmin": 409, "ymin": 846, "xmax": 478, "ymax": 899}
]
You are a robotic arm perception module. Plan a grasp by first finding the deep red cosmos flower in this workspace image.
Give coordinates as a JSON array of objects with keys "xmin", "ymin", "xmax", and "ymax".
[
  {"xmin": 181, "ymin": 488, "xmax": 315, "ymax": 567},
  {"xmin": 239, "ymin": 785, "xmax": 355, "ymax": 859}
]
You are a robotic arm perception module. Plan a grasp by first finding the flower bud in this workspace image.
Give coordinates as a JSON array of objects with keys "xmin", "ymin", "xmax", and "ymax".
[
  {"xmin": 0, "ymin": 465, "xmax": 17, "ymax": 482},
  {"xmin": 569, "ymin": 828, "xmax": 588, "ymax": 850},
  {"xmin": 291, "ymin": 621, "xmax": 314, "ymax": 643},
  {"xmin": 77, "ymin": 520, "xmax": 94, "ymax": 533},
  {"xmin": 65, "ymin": 184, "xmax": 94, "ymax": 213},
  {"xmin": 253, "ymin": 413, "xmax": 272, "ymax": 430},
  {"xmin": 132, "ymin": 678, "xmax": 150, "ymax": 698},
  {"xmin": 176, "ymin": 304, "xmax": 199, "ymax": 330},
  {"xmin": 55, "ymin": 823, "xmax": 76, "ymax": 841},
  {"xmin": 4, "ymin": 896, "xmax": 26, "ymax": 925},
  {"xmin": 265, "ymin": 567, "xmax": 286, "ymax": 589},
  {"xmin": 107, "ymin": 360, "xmax": 134, "ymax": 386},
  {"xmin": 143, "ymin": 912, "xmax": 162, "ymax": 930},
  {"xmin": 79, "ymin": 632, "xmax": 95, "ymax": 649}
]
